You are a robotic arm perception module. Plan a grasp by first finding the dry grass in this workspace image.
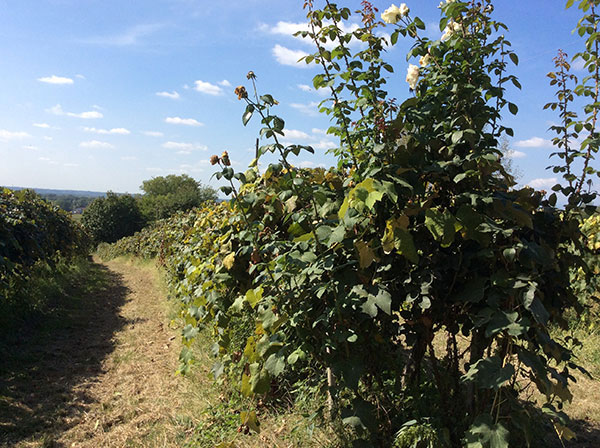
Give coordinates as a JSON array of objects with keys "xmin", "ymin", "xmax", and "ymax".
[{"xmin": 0, "ymin": 257, "xmax": 334, "ymax": 448}]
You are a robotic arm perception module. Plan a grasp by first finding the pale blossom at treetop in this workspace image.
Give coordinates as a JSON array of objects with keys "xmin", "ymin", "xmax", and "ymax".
[
  {"xmin": 419, "ymin": 54, "xmax": 431, "ymax": 67},
  {"xmin": 441, "ymin": 20, "xmax": 462, "ymax": 41},
  {"xmin": 381, "ymin": 3, "xmax": 409, "ymax": 24},
  {"xmin": 406, "ymin": 64, "xmax": 419, "ymax": 90}
]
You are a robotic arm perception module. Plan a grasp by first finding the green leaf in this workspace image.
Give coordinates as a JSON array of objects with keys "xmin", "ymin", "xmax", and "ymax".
[
  {"xmin": 465, "ymin": 414, "xmax": 509, "ymax": 448},
  {"xmin": 264, "ymin": 352, "xmax": 286, "ymax": 377},
  {"xmin": 182, "ymin": 324, "xmax": 199, "ymax": 341},
  {"xmin": 250, "ymin": 363, "xmax": 271, "ymax": 394},
  {"xmin": 242, "ymin": 104, "xmax": 254, "ymax": 126},
  {"xmin": 395, "ymin": 228, "xmax": 419, "ymax": 264},
  {"xmin": 425, "ymin": 208, "xmax": 459, "ymax": 247},
  {"xmin": 462, "ymin": 356, "xmax": 514, "ymax": 390}
]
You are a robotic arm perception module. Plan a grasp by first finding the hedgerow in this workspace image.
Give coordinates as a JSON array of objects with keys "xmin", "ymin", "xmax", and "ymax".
[
  {"xmin": 0, "ymin": 188, "xmax": 90, "ymax": 308},
  {"xmin": 100, "ymin": 1, "xmax": 600, "ymax": 446}
]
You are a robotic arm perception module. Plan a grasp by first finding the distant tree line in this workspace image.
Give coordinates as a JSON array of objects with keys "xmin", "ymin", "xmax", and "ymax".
[
  {"xmin": 41, "ymin": 194, "xmax": 96, "ymax": 212},
  {"xmin": 81, "ymin": 174, "xmax": 217, "ymax": 243}
]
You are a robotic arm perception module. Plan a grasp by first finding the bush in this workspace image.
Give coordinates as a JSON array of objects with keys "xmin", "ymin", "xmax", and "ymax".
[{"xmin": 81, "ymin": 192, "xmax": 144, "ymax": 244}]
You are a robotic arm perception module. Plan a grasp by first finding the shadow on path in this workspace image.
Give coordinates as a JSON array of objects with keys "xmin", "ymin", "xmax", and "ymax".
[{"xmin": 0, "ymin": 261, "xmax": 130, "ymax": 447}]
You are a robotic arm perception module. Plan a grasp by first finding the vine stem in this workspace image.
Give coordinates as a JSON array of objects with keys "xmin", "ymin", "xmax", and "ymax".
[{"xmin": 576, "ymin": 1, "xmax": 599, "ymax": 195}]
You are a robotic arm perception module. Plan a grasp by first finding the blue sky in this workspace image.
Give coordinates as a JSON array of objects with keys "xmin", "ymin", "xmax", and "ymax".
[{"xmin": 0, "ymin": 0, "xmax": 591, "ymax": 194}]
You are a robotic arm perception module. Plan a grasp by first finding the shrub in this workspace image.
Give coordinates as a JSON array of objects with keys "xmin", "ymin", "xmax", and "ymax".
[{"xmin": 82, "ymin": 192, "xmax": 144, "ymax": 244}]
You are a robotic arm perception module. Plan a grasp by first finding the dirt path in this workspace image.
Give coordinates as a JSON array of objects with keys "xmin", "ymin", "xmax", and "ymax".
[{"xmin": 0, "ymin": 258, "xmax": 198, "ymax": 448}]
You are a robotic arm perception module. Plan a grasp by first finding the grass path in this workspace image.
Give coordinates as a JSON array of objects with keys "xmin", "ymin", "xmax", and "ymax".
[
  {"xmin": 0, "ymin": 257, "xmax": 330, "ymax": 448},
  {"xmin": 0, "ymin": 258, "xmax": 198, "ymax": 447}
]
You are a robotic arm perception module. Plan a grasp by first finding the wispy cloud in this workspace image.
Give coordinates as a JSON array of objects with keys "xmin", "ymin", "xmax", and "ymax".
[
  {"xmin": 0, "ymin": 130, "xmax": 31, "ymax": 140},
  {"xmin": 506, "ymin": 149, "xmax": 527, "ymax": 159},
  {"xmin": 165, "ymin": 116, "xmax": 203, "ymax": 126},
  {"xmin": 156, "ymin": 90, "xmax": 180, "ymax": 99},
  {"xmin": 527, "ymin": 177, "xmax": 557, "ymax": 190},
  {"xmin": 162, "ymin": 141, "xmax": 207, "ymax": 151},
  {"xmin": 23, "ymin": 145, "xmax": 39, "ymax": 151},
  {"xmin": 194, "ymin": 80, "xmax": 223, "ymax": 95},
  {"xmin": 48, "ymin": 104, "xmax": 103, "ymax": 119},
  {"xmin": 283, "ymin": 129, "xmax": 311, "ymax": 139},
  {"xmin": 142, "ymin": 131, "xmax": 164, "ymax": 137},
  {"xmin": 272, "ymin": 44, "xmax": 309, "ymax": 68},
  {"xmin": 514, "ymin": 137, "xmax": 553, "ymax": 148},
  {"xmin": 33, "ymin": 123, "xmax": 51, "ymax": 128},
  {"xmin": 38, "ymin": 75, "xmax": 74, "ymax": 85},
  {"xmin": 219, "ymin": 80, "xmax": 232, "ymax": 87},
  {"xmin": 298, "ymin": 84, "xmax": 329, "ymax": 97},
  {"xmin": 83, "ymin": 23, "xmax": 165, "ymax": 46},
  {"xmin": 80, "ymin": 140, "xmax": 115, "ymax": 149},
  {"xmin": 43, "ymin": 136, "xmax": 53, "ymax": 141},
  {"xmin": 83, "ymin": 127, "xmax": 130, "ymax": 135},
  {"xmin": 290, "ymin": 101, "xmax": 321, "ymax": 116}
]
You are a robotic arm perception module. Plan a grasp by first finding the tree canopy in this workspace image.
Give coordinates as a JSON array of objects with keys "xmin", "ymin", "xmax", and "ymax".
[{"xmin": 138, "ymin": 174, "xmax": 217, "ymax": 221}]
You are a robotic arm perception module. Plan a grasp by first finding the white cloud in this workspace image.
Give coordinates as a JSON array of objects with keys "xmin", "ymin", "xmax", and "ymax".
[
  {"xmin": 263, "ymin": 21, "xmax": 360, "ymax": 49},
  {"xmin": 298, "ymin": 160, "xmax": 316, "ymax": 168},
  {"xmin": 290, "ymin": 101, "xmax": 321, "ymax": 116},
  {"xmin": 312, "ymin": 128, "xmax": 328, "ymax": 135},
  {"xmin": 75, "ymin": 74, "xmax": 86, "ymax": 79},
  {"xmin": 43, "ymin": 136, "xmax": 53, "ymax": 141},
  {"xmin": 162, "ymin": 141, "xmax": 207, "ymax": 151},
  {"xmin": 38, "ymin": 157, "xmax": 51, "ymax": 161},
  {"xmin": 0, "ymin": 130, "xmax": 31, "ymax": 140},
  {"xmin": 23, "ymin": 145, "xmax": 39, "ymax": 151},
  {"xmin": 267, "ymin": 21, "xmax": 309, "ymax": 36},
  {"xmin": 156, "ymin": 90, "xmax": 180, "ymax": 99},
  {"xmin": 312, "ymin": 140, "xmax": 337, "ymax": 150},
  {"xmin": 283, "ymin": 129, "xmax": 311, "ymax": 140},
  {"xmin": 194, "ymin": 80, "xmax": 223, "ymax": 95},
  {"xmin": 33, "ymin": 123, "xmax": 51, "ymax": 128},
  {"xmin": 83, "ymin": 127, "xmax": 130, "ymax": 135},
  {"xmin": 506, "ymin": 149, "xmax": 526, "ymax": 159},
  {"xmin": 38, "ymin": 75, "xmax": 74, "ymax": 85},
  {"xmin": 219, "ymin": 80, "xmax": 232, "ymax": 87},
  {"xmin": 142, "ymin": 131, "xmax": 164, "ymax": 137},
  {"xmin": 165, "ymin": 116, "xmax": 204, "ymax": 127},
  {"xmin": 527, "ymin": 177, "xmax": 557, "ymax": 189},
  {"xmin": 572, "ymin": 57, "xmax": 586, "ymax": 71},
  {"xmin": 272, "ymin": 44, "xmax": 310, "ymax": 68},
  {"xmin": 48, "ymin": 104, "xmax": 103, "ymax": 119},
  {"xmin": 80, "ymin": 140, "xmax": 115, "ymax": 149},
  {"xmin": 515, "ymin": 137, "xmax": 553, "ymax": 148}
]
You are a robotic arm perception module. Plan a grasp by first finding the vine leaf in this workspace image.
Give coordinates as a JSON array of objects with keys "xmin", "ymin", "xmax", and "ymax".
[
  {"xmin": 462, "ymin": 356, "xmax": 514, "ymax": 390},
  {"xmin": 464, "ymin": 414, "xmax": 509, "ymax": 448}
]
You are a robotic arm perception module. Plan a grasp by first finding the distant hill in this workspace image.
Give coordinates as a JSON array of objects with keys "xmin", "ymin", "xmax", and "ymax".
[{"xmin": 3, "ymin": 186, "xmax": 107, "ymax": 198}]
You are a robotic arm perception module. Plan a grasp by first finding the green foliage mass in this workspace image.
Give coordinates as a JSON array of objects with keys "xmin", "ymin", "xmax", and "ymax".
[
  {"xmin": 100, "ymin": 1, "xmax": 600, "ymax": 446},
  {"xmin": 0, "ymin": 188, "xmax": 90, "ymax": 308},
  {"xmin": 138, "ymin": 174, "xmax": 217, "ymax": 222},
  {"xmin": 81, "ymin": 192, "xmax": 144, "ymax": 244}
]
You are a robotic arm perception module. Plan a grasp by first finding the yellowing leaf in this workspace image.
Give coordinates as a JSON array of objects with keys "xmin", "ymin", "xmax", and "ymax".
[
  {"xmin": 246, "ymin": 286, "xmax": 263, "ymax": 308},
  {"xmin": 222, "ymin": 252, "xmax": 235, "ymax": 270},
  {"xmin": 355, "ymin": 240, "xmax": 376, "ymax": 269},
  {"xmin": 553, "ymin": 422, "xmax": 576, "ymax": 441}
]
